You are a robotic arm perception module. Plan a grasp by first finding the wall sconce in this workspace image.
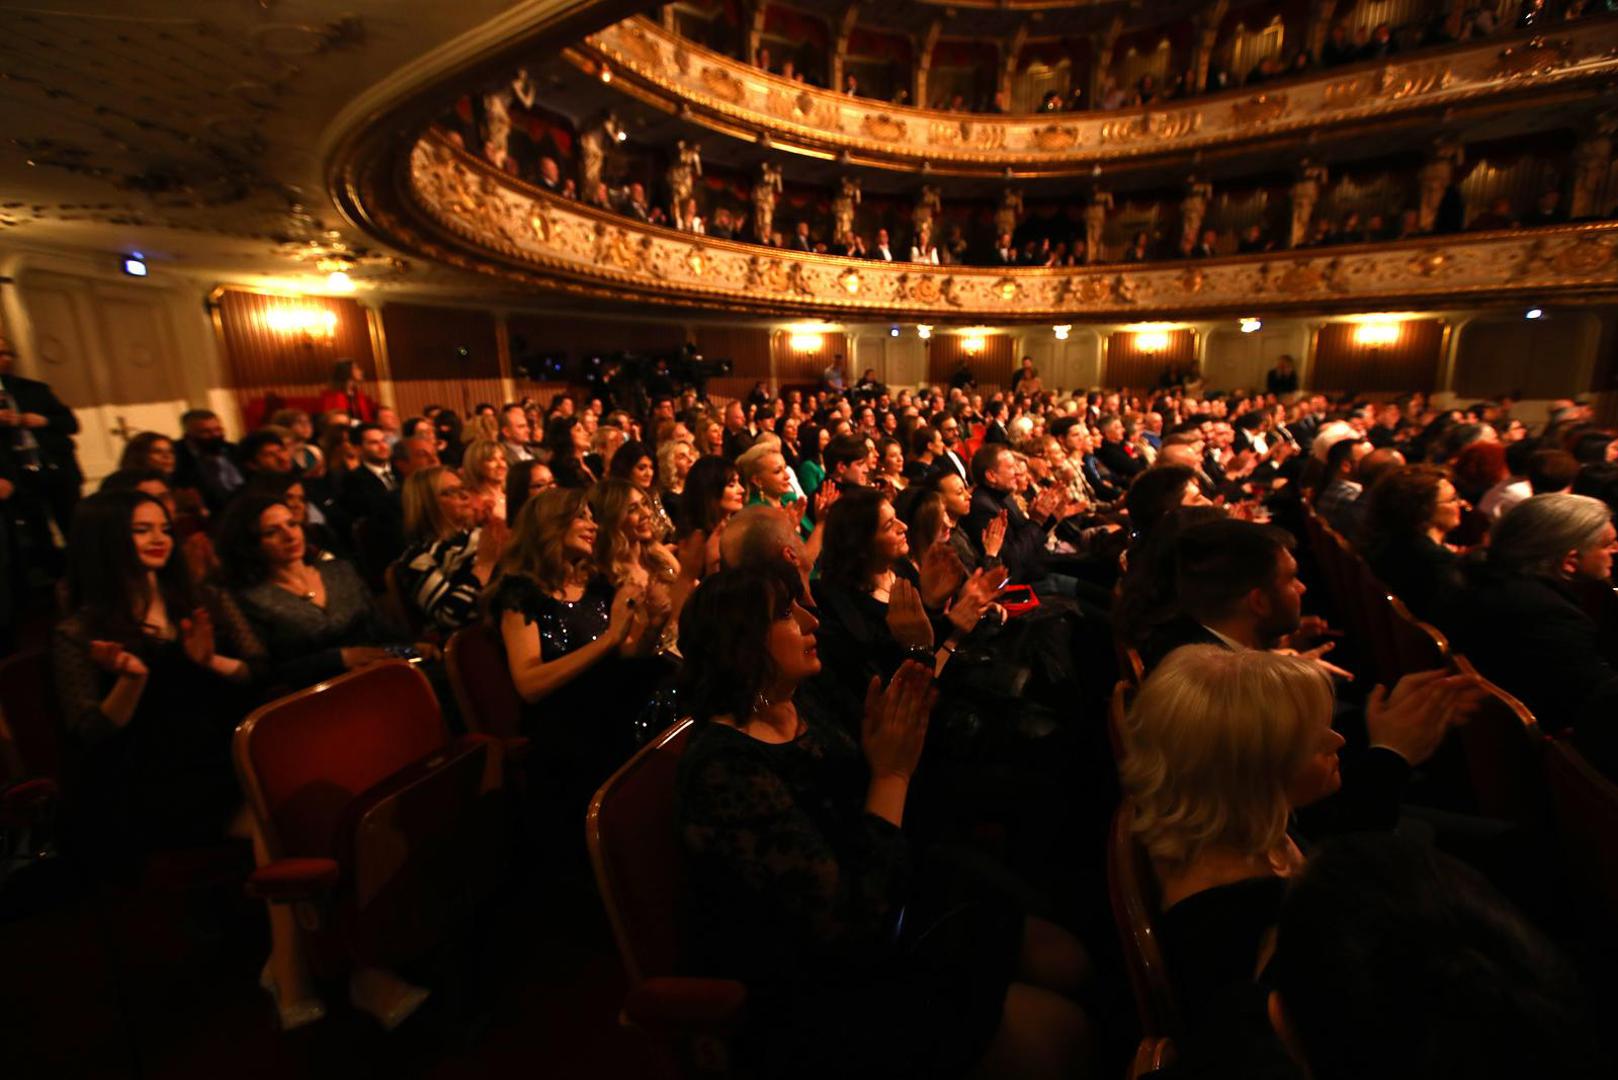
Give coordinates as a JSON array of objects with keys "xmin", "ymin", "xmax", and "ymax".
[
  {"xmin": 1352, "ymin": 320, "xmax": 1400, "ymax": 346},
  {"xmin": 917, "ymin": 324, "xmax": 933, "ymax": 340},
  {"xmin": 1135, "ymin": 331, "xmax": 1170, "ymax": 353},
  {"xmin": 961, "ymin": 334, "xmax": 986, "ymax": 354},
  {"xmin": 265, "ymin": 306, "xmax": 338, "ymax": 343},
  {"xmin": 838, "ymin": 268, "xmax": 861, "ymax": 295},
  {"xmin": 1240, "ymin": 317, "xmax": 1262, "ymax": 334},
  {"xmin": 1052, "ymin": 324, "xmax": 1071, "ymax": 341},
  {"xmin": 788, "ymin": 332, "xmax": 825, "ymax": 352}
]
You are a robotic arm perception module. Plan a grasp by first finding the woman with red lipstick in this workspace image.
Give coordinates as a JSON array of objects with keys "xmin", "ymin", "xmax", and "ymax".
[
  {"xmin": 490, "ymin": 487, "xmax": 671, "ymax": 810},
  {"xmin": 52, "ymin": 490, "xmax": 256, "ymax": 863}
]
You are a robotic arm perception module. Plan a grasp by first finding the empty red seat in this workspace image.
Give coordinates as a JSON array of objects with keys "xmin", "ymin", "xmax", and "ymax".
[
  {"xmin": 445, "ymin": 622, "xmax": 530, "ymax": 762},
  {"xmin": 587, "ymin": 718, "xmax": 746, "ymax": 1066},
  {"xmin": 234, "ymin": 660, "xmax": 507, "ymax": 975}
]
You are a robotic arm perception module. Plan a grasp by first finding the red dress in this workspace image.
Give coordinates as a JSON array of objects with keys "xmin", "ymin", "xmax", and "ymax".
[{"xmin": 319, "ymin": 388, "xmax": 377, "ymax": 423}]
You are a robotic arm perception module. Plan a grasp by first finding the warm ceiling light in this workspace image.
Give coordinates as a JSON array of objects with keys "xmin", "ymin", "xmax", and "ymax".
[
  {"xmin": 599, "ymin": 65, "xmax": 613, "ymax": 83},
  {"xmin": 265, "ymin": 306, "xmax": 338, "ymax": 341},
  {"xmin": 1135, "ymin": 331, "xmax": 1170, "ymax": 353},
  {"xmin": 1053, "ymin": 324, "xmax": 1071, "ymax": 341},
  {"xmin": 324, "ymin": 270, "xmax": 355, "ymax": 293},
  {"xmin": 917, "ymin": 324, "xmax": 932, "ymax": 340},
  {"xmin": 789, "ymin": 333, "xmax": 824, "ymax": 352},
  {"xmin": 1525, "ymin": 307, "xmax": 1544, "ymax": 320},
  {"xmin": 1240, "ymin": 317, "xmax": 1262, "ymax": 334},
  {"xmin": 962, "ymin": 334, "xmax": 986, "ymax": 354},
  {"xmin": 1353, "ymin": 320, "xmax": 1400, "ymax": 346}
]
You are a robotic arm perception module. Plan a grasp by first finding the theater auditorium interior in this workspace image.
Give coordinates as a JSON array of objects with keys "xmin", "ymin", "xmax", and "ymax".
[{"xmin": 5, "ymin": 0, "xmax": 1618, "ymax": 1077}]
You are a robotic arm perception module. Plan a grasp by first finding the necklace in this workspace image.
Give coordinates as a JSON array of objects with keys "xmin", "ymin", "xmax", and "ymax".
[{"xmin": 277, "ymin": 564, "xmax": 318, "ymax": 601}]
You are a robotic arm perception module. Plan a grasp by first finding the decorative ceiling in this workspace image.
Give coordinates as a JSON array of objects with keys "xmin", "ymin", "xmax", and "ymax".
[{"xmin": 0, "ymin": 0, "xmax": 623, "ymax": 293}]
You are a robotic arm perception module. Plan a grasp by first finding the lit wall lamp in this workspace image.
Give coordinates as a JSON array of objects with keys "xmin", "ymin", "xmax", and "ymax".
[
  {"xmin": 962, "ymin": 334, "xmax": 986, "ymax": 354},
  {"xmin": 1352, "ymin": 320, "xmax": 1400, "ymax": 346},
  {"xmin": 1240, "ymin": 317, "xmax": 1262, "ymax": 334},
  {"xmin": 265, "ymin": 306, "xmax": 338, "ymax": 344},
  {"xmin": 789, "ymin": 332, "xmax": 825, "ymax": 352},
  {"xmin": 1053, "ymin": 324, "xmax": 1072, "ymax": 341},
  {"xmin": 1135, "ymin": 331, "xmax": 1170, "ymax": 353},
  {"xmin": 917, "ymin": 324, "xmax": 933, "ymax": 340}
]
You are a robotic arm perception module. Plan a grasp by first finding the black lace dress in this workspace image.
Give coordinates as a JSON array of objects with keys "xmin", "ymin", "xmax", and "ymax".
[
  {"xmin": 675, "ymin": 703, "xmax": 1023, "ymax": 1079},
  {"xmin": 489, "ymin": 573, "xmax": 673, "ymax": 799}
]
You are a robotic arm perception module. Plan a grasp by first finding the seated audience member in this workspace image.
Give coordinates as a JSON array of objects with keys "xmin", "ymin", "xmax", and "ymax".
[
  {"xmin": 795, "ymin": 422, "xmax": 830, "ymax": 495},
  {"xmin": 926, "ymin": 470, "xmax": 1005, "ymax": 572},
  {"xmin": 268, "ymin": 408, "xmax": 321, "ymax": 473},
  {"xmin": 545, "ymin": 415, "xmax": 598, "ymax": 489},
  {"xmin": 1120, "ymin": 646, "xmax": 1473, "ymax": 1066},
  {"xmin": 608, "ymin": 438, "xmax": 674, "ymax": 541},
  {"xmin": 821, "ymin": 432, "xmax": 873, "ymax": 489},
  {"xmin": 737, "ymin": 439, "xmax": 810, "ymax": 535},
  {"xmin": 349, "ymin": 432, "xmax": 439, "ymax": 584},
  {"xmin": 217, "ymin": 494, "xmax": 415, "ymax": 689},
  {"xmin": 489, "ymin": 488, "xmax": 671, "ymax": 805},
  {"xmin": 435, "ymin": 409, "xmax": 466, "ymax": 466},
  {"xmin": 243, "ymin": 470, "xmax": 345, "ymax": 561},
  {"xmin": 340, "ymin": 423, "xmax": 402, "ymax": 524},
  {"xmin": 1477, "ymin": 437, "xmax": 1536, "ymax": 521},
  {"xmin": 1362, "ymin": 464, "xmax": 1467, "ymax": 623},
  {"xmin": 1313, "ymin": 437, "xmax": 1373, "ymax": 538},
  {"xmin": 906, "ymin": 424, "xmax": 943, "ymax": 481},
  {"xmin": 1447, "ymin": 494, "xmax": 1618, "ymax": 775},
  {"xmin": 675, "ymin": 568, "xmax": 1092, "ymax": 1079},
  {"xmin": 590, "ymin": 477, "xmax": 682, "ymax": 597},
  {"xmin": 962, "ymin": 443, "xmax": 1084, "ymax": 590},
  {"xmin": 505, "ymin": 458, "xmax": 555, "ymax": 523},
  {"xmin": 238, "ymin": 428, "xmax": 293, "ymax": 479},
  {"xmin": 396, "ymin": 466, "xmax": 503, "ymax": 633},
  {"xmin": 1527, "ymin": 447, "xmax": 1579, "ymax": 495},
  {"xmin": 1451, "ymin": 439, "xmax": 1507, "ymax": 506},
  {"xmin": 460, "ymin": 436, "xmax": 510, "ymax": 525},
  {"xmin": 174, "ymin": 408, "xmax": 244, "ymax": 514},
  {"xmin": 656, "ymin": 438, "xmax": 695, "ymax": 528},
  {"xmin": 873, "ymin": 436, "xmax": 908, "ymax": 496},
  {"xmin": 1268, "ymin": 835, "xmax": 1599, "ymax": 1080},
  {"xmin": 678, "ymin": 455, "xmax": 747, "ymax": 576},
  {"xmin": 1123, "ymin": 464, "xmax": 1213, "ymax": 544},
  {"xmin": 1095, "ymin": 415, "xmax": 1147, "ymax": 480},
  {"xmin": 52, "ymin": 491, "xmax": 256, "ymax": 863},
  {"xmin": 1112, "ymin": 506, "xmax": 1228, "ymax": 658},
  {"xmin": 99, "ymin": 468, "xmax": 219, "ymax": 583},
  {"xmin": 119, "ymin": 431, "xmax": 178, "ymax": 477}
]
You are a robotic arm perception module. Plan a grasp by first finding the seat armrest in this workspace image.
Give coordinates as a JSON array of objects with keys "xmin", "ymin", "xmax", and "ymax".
[
  {"xmin": 246, "ymin": 857, "xmax": 340, "ymax": 901},
  {"xmin": 1, "ymin": 777, "xmax": 59, "ymax": 811},
  {"xmin": 623, "ymin": 976, "xmax": 747, "ymax": 1033}
]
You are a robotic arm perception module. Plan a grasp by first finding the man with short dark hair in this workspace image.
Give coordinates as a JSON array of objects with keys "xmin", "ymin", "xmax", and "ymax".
[
  {"xmin": 1146, "ymin": 518, "xmax": 1305, "ymax": 668},
  {"xmin": 174, "ymin": 408, "xmax": 243, "ymax": 514},
  {"xmin": 239, "ymin": 429, "xmax": 292, "ymax": 477},
  {"xmin": 1095, "ymin": 414, "xmax": 1146, "ymax": 479},
  {"xmin": 930, "ymin": 413, "xmax": 970, "ymax": 483},
  {"xmin": 341, "ymin": 423, "xmax": 399, "ymax": 523},
  {"xmin": 822, "ymin": 434, "xmax": 871, "ymax": 487}
]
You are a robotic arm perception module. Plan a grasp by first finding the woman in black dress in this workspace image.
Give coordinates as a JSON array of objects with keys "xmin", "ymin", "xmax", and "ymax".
[
  {"xmin": 490, "ymin": 487, "xmax": 673, "ymax": 807},
  {"xmin": 675, "ymin": 568, "xmax": 1092, "ymax": 1079},
  {"xmin": 52, "ymin": 491, "xmax": 258, "ymax": 865},
  {"xmin": 1362, "ymin": 464, "xmax": 1467, "ymax": 624},
  {"xmin": 545, "ymin": 414, "xmax": 598, "ymax": 490}
]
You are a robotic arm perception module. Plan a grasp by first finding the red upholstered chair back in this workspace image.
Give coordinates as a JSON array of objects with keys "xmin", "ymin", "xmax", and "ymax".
[
  {"xmin": 588, "ymin": 718, "xmax": 694, "ymax": 983},
  {"xmin": 1452, "ymin": 656, "xmax": 1549, "ymax": 826},
  {"xmin": 1543, "ymin": 737, "xmax": 1618, "ymax": 922},
  {"xmin": 446, "ymin": 622, "xmax": 525, "ymax": 741},
  {"xmin": 0, "ymin": 648, "xmax": 61, "ymax": 782},
  {"xmin": 234, "ymin": 661, "xmax": 447, "ymax": 861},
  {"xmin": 1107, "ymin": 802, "xmax": 1183, "ymax": 1040}
]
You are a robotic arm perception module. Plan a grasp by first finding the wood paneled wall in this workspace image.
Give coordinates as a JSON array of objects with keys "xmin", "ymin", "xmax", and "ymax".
[
  {"xmin": 214, "ymin": 290, "xmax": 374, "ymax": 416},
  {"xmin": 380, "ymin": 302, "xmax": 503, "ymax": 420},
  {"xmin": 1311, "ymin": 319, "xmax": 1444, "ymax": 393},
  {"xmin": 927, "ymin": 334, "xmax": 1015, "ymax": 391},
  {"xmin": 773, "ymin": 330, "xmax": 851, "ymax": 386},
  {"xmin": 1104, "ymin": 328, "xmax": 1196, "ymax": 388}
]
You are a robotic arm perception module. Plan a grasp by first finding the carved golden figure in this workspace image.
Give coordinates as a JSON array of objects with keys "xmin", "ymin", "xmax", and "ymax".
[
  {"xmin": 832, "ymin": 177, "xmax": 862, "ymax": 246},
  {"xmin": 752, "ymin": 162, "xmax": 783, "ymax": 245},
  {"xmin": 1290, "ymin": 160, "xmax": 1329, "ymax": 249}
]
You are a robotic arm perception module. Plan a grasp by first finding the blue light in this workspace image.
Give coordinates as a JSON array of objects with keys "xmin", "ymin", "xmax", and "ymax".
[
  {"xmin": 889, "ymin": 325, "xmax": 900, "ymax": 337},
  {"xmin": 122, "ymin": 255, "xmax": 148, "ymax": 277}
]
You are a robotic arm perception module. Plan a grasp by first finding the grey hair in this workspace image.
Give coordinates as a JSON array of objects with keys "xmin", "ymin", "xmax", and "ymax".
[{"xmin": 1489, "ymin": 494, "xmax": 1612, "ymax": 577}]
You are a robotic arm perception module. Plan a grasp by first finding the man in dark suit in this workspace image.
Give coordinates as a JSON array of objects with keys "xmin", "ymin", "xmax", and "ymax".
[
  {"xmin": 980, "ymin": 400, "xmax": 1011, "ymax": 445},
  {"xmin": 960, "ymin": 443, "xmax": 1087, "ymax": 589},
  {"xmin": 790, "ymin": 221, "xmax": 814, "ymax": 252},
  {"xmin": 347, "ymin": 431, "xmax": 439, "ymax": 584},
  {"xmin": 991, "ymin": 232, "xmax": 1017, "ymax": 266},
  {"xmin": 1095, "ymin": 415, "xmax": 1147, "ymax": 480},
  {"xmin": 173, "ymin": 408, "xmax": 244, "ymax": 515},
  {"xmin": 930, "ymin": 414, "xmax": 970, "ymax": 484},
  {"xmin": 868, "ymin": 228, "xmax": 897, "ymax": 262},
  {"xmin": 0, "ymin": 336, "xmax": 82, "ymax": 535}
]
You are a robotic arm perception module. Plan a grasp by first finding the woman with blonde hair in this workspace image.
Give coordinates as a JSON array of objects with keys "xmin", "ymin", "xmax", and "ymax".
[{"xmin": 459, "ymin": 436, "xmax": 509, "ymax": 525}]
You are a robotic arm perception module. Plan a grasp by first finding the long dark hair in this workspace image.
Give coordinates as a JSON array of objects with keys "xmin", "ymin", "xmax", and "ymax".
[
  {"xmin": 545, "ymin": 415, "xmax": 584, "ymax": 461},
  {"xmin": 818, "ymin": 485, "xmax": 886, "ymax": 590},
  {"xmin": 118, "ymin": 432, "xmax": 173, "ymax": 474},
  {"xmin": 608, "ymin": 438, "xmax": 654, "ymax": 483},
  {"xmin": 798, "ymin": 422, "xmax": 826, "ymax": 466},
  {"xmin": 215, "ymin": 494, "xmax": 298, "ymax": 589},
  {"xmin": 66, "ymin": 491, "xmax": 197, "ymax": 644},
  {"xmin": 677, "ymin": 566, "xmax": 803, "ymax": 723},
  {"xmin": 682, "ymin": 455, "xmax": 739, "ymax": 535}
]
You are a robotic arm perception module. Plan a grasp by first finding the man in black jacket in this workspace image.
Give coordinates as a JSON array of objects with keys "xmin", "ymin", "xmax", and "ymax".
[
  {"xmin": 0, "ymin": 336, "xmax": 83, "ymax": 534},
  {"xmin": 1095, "ymin": 414, "xmax": 1146, "ymax": 480},
  {"xmin": 960, "ymin": 443, "xmax": 1087, "ymax": 590},
  {"xmin": 173, "ymin": 408, "xmax": 244, "ymax": 515}
]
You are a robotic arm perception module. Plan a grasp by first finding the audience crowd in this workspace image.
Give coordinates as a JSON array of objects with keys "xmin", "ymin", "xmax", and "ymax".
[{"xmin": 3, "ymin": 336, "xmax": 1617, "ymax": 1076}]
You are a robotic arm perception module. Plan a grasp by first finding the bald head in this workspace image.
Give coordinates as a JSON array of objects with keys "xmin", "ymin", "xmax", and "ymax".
[
  {"xmin": 1357, "ymin": 447, "xmax": 1406, "ymax": 489},
  {"xmin": 720, "ymin": 504, "xmax": 806, "ymax": 581},
  {"xmin": 1157, "ymin": 443, "xmax": 1202, "ymax": 470}
]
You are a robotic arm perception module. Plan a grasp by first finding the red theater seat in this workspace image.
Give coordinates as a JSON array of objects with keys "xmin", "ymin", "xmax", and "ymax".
[{"xmin": 1107, "ymin": 801, "xmax": 1183, "ymax": 1040}]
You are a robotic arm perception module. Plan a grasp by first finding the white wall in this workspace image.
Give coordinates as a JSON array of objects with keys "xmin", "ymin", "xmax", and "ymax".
[
  {"xmin": 1202, "ymin": 322, "xmax": 1311, "ymax": 391},
  {"xmin": 0, "ymin": 245, "xmax": 226, "ymax": 484}
]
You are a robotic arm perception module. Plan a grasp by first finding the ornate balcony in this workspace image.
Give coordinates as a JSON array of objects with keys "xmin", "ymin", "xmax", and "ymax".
[
  {"xmin": 371, "ymin": 131, "xmax": 1618, "ymax": 321},
  {"xmin": 574, "ymin": 16, "xmax": 1618, "ymax": 176}
]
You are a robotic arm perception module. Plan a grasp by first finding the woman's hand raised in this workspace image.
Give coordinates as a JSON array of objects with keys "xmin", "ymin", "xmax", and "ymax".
[
  {"xmin": 608, "ymin": 582, "xmax": 645, "ymax": 644},
  {"xmin": 861, "ymin": 660, "xmax": 937, "ymax": 783},
  {"xmin": 884, "ymin": 578, "xmax": 934, "ymax": 650},
  {"xmin": 179, "ymin": 607, "xmax": 216, "ymax": 669}
]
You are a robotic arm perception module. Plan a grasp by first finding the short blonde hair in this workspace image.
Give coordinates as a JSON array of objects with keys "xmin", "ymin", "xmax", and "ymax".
[
  {"xmin": 734, "ymin": 441, "xmax": 783, "ymax": 484},
  {"xmin": 1120, "ymin": 645, "xmax": 1333, "ymax": 870}
]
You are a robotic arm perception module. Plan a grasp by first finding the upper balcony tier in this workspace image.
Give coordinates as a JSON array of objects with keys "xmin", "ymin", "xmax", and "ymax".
[
  {"xmin": 574, "ymin": 15, "xmax": 1618, "ymax": 176},
  {"xmin": 363, "ymin": 131, "xmax": 1618, "ymax": 323}
]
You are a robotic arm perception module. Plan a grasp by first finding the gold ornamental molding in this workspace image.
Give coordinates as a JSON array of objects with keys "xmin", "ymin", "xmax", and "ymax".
[
  {"xmin": 392, "ymin": 132, "xmax": 1618, "ymax": 320},
  {"xmin": 578, "ymin": 16, "xmax": 1618, "ymax": 175}
]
